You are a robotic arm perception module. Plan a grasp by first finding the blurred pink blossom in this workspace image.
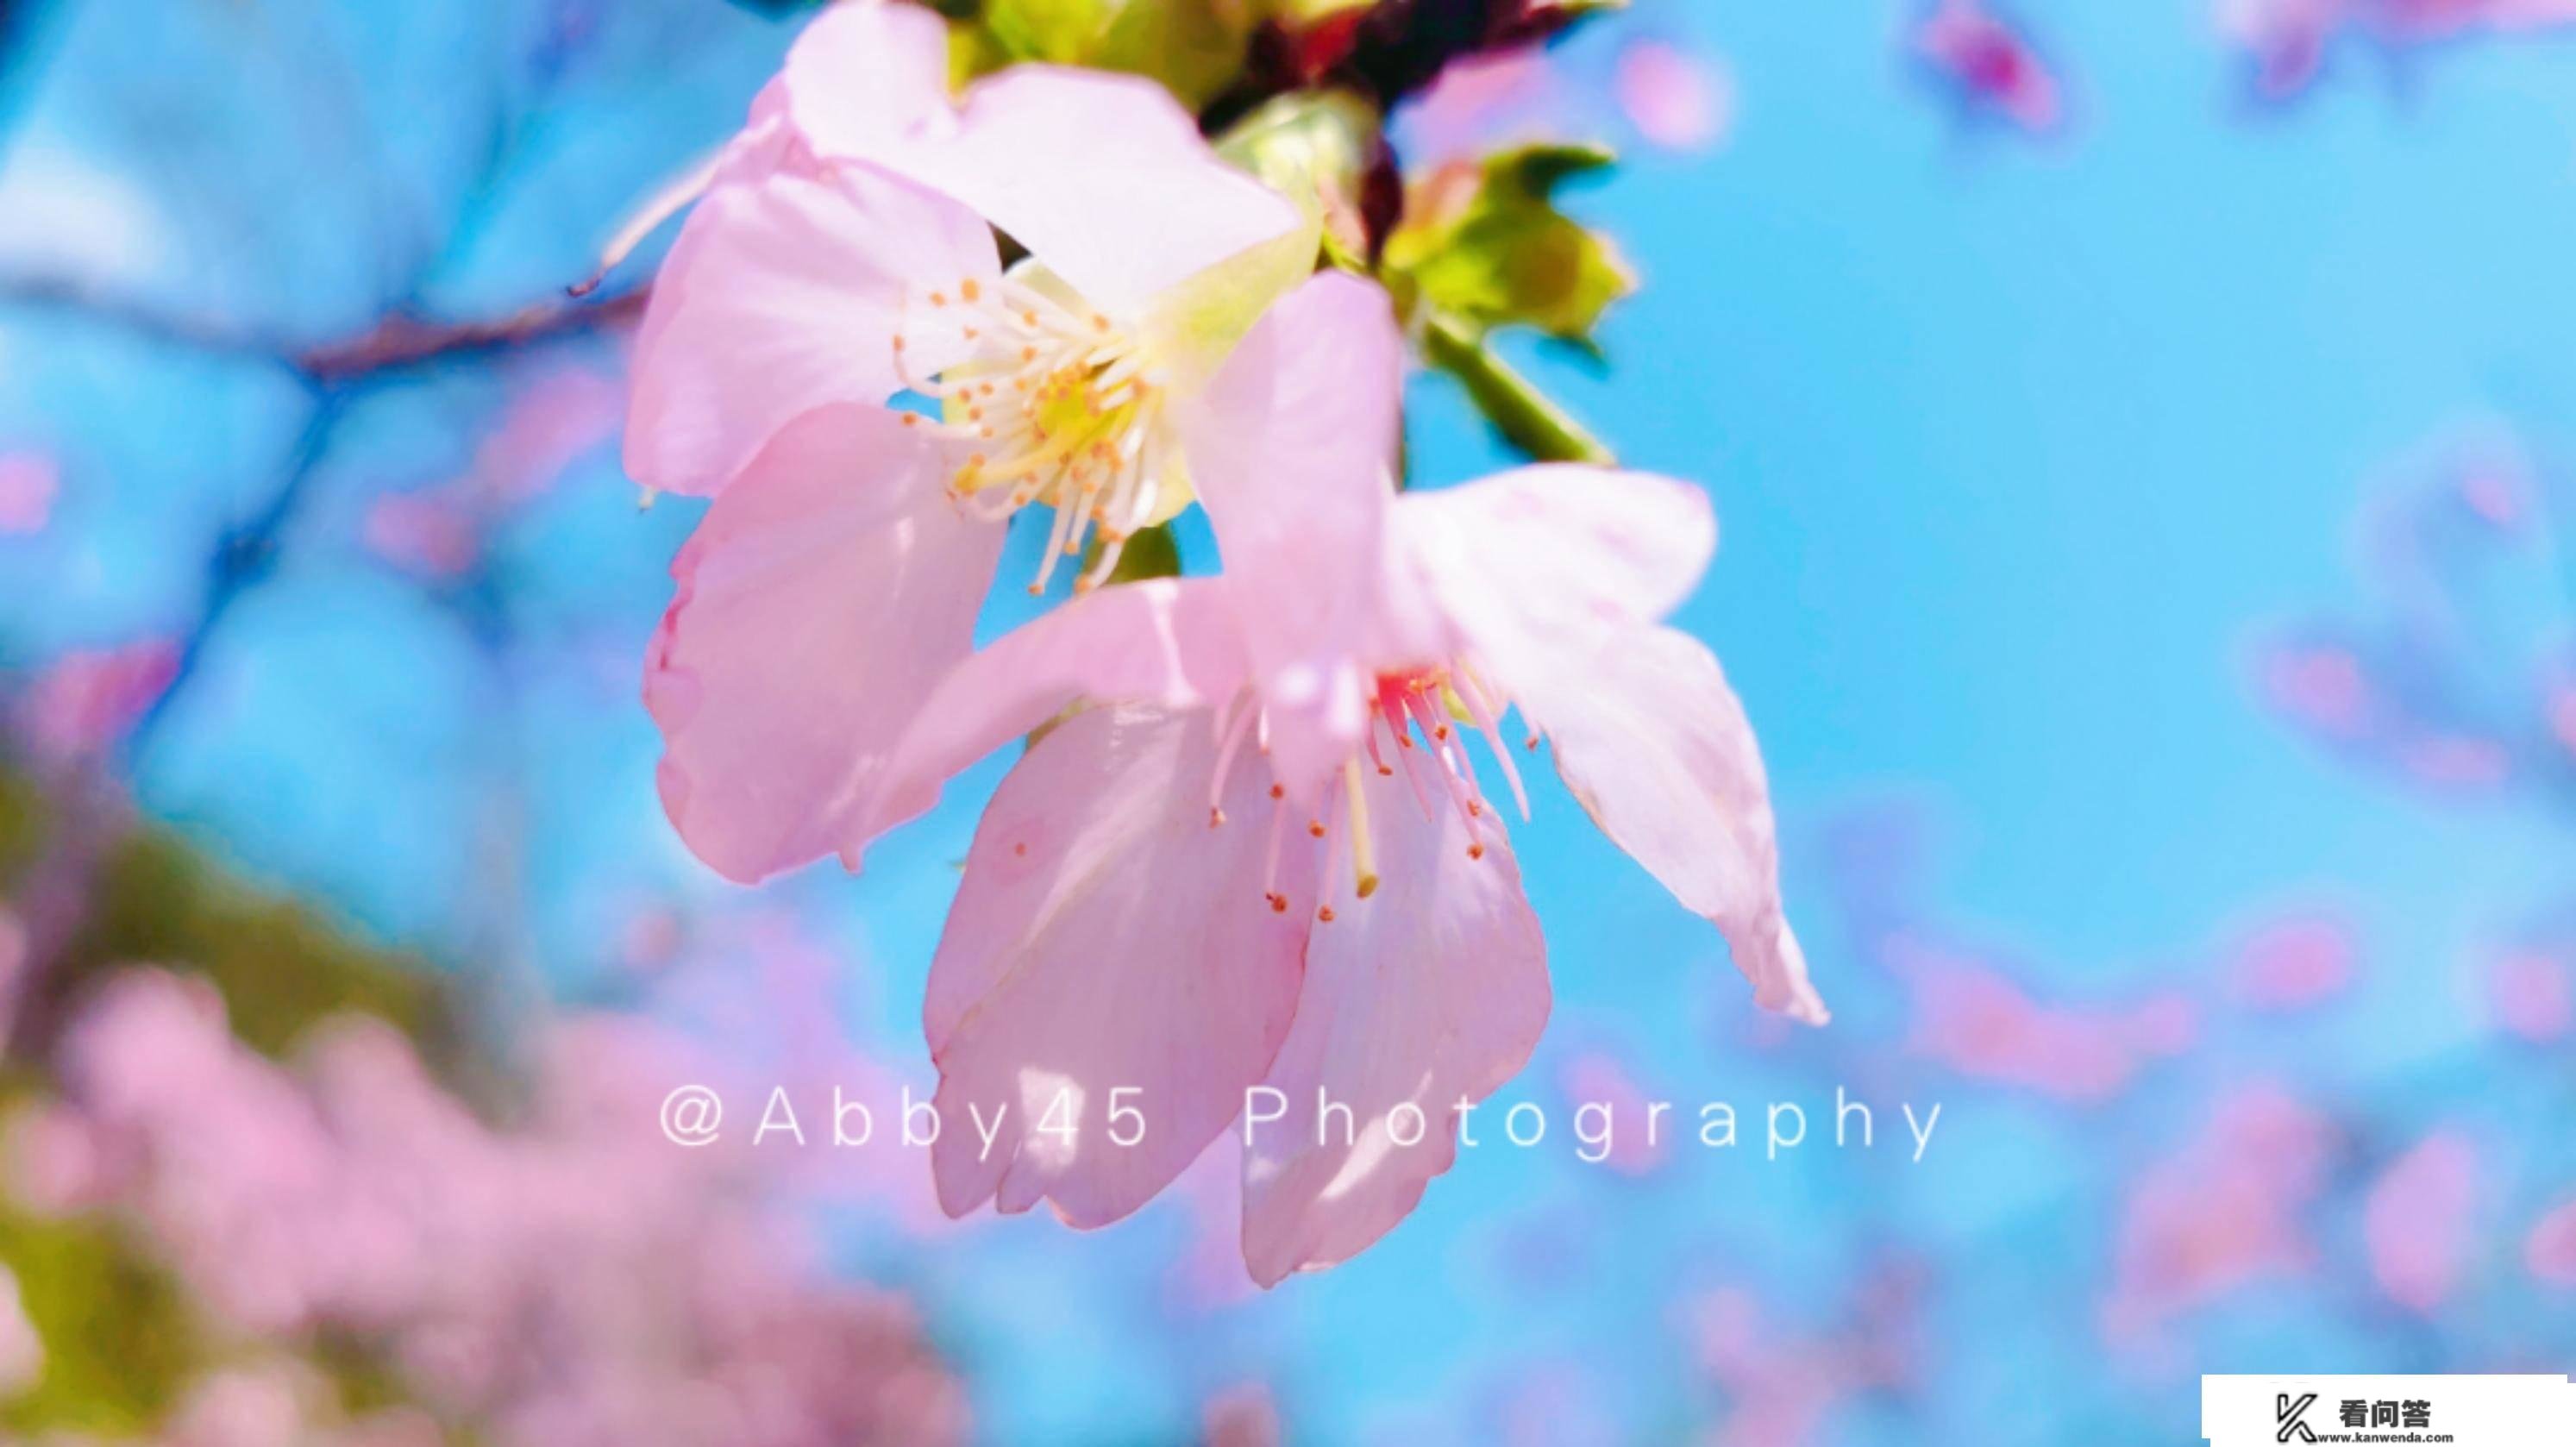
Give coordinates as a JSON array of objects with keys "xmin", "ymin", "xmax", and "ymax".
[
  {"xmin": 2258, "ymin": 433, "xmax": 2554, "ymax": 799},
  {"xmin": 467, "ymin": 366, "xmax": 622, "ymax": 506},
  {"xmin": 2362, "ymin": 1131, "xmax": 2479, "ymax": 1312},
  {"xmin": 0, "ymin": 452, "xmax": 56, "ymax": 535},
  {"xmin": 362, "ymin": 492, "xmax": 482, "ymax": 578},
  {"xmin": 1682, "ymin": 1265, "xmax": 1917, "ymax": 1446},
  {"xmin": 2485, "ymin": 948, "xmax": 2572, "ymax": 1042},
  {"xmin": 363, "ymin": 366, "xmax": 622, "ymax": 579},
  {"xmin": 1613, "ymin": 41, "xmax": 1732, "ymax": 153},
  {"xmin": 1200, "ymin": 1384, "xmax": 1281, "ymax": 1447},
  {"xmin": 23, "ymin": 968, "xmax": 967, "ymax": 1446},
  {"xmin": 22, "ymin": 639, "xmax": 180, "ymax": 762},
  {"xmin": 2523, "ymin": 1195, "xmax": 2576, "ymax": 1286},
  {"xmin": 1399, "ymin": 48, "xmax": 1558, "ymax": 166},
  {"xmin": 161, "ymin": 1361, "xmax": 442, "ymax": 1447},
  {"xmin": 2222, "ymin": 0, "xmax": 2576, "ymax": 97},
  {"xmin": 2104, "ymin": 1086, "xmax": 2335, "ymax": 1346},
  {"xmin": 1912, "ymin": 0, "xmax": 2065, "ymax": 134},
  {"xmin": 1401, "ymin": 35, "xmax": 1737, "ymax": 164},
  {"xmin": 2260, "ymin": 642, "xmax": 2372, "ymax": 737},
  {"xmin": 1684, "ymin": 1287, "xmax": 1842, "ymax": 1445},
  {"xmin": 1898, "ymin": 939, "xmax": 2194, "ymax": 1102},
  {"xmin": 2228, "ymin": 913, "xmax": 2357, "ymax": 1011}
]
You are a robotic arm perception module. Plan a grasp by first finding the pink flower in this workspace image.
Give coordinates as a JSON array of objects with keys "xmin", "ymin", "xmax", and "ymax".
[
  {"xmin": 2362, "ymin": 1131, "xmax": 2479, "ymax": 1312},
  {"xmin": 628, "ymin": 1, "xmax": 1338, "ymax": 885},
  {"xmin": 2526, "ymin": 1194, "xmax": 2576, "ymax": 1285},
  {"xmin": 22, "ymin": 638, "xmax": 179, "ymax": 762},
  {"xmin": 2228, "ymin": 913, "xmax": 2356, "ymax": 1012},
  {"xmin": 854, "ymin": 291, "xmax": 1817, "ymax": 1281},
  {"xmin": 1613, "ymin": 41, "xmax": 1733, "ymax": 154},
  {"xmin": 1913, "ymin": 0, "xmax": 2064, "ymax": 134},
  {"xmin": 2485, "ymin": 947, "xmax": 2573, "ymax": 1042},
  {"xmin": 0, "ymin": 452, "xmax": 55, "ymax": 535},
  {"xmin": 1897, "ymin": 940, "xmax": 2193, "ymax": 1103},
  {"xmin": 2221, "ymin": 0, "xmax": 2576, "ymax": 97},
  {"xmin": 40, "ymin": 967, "xmax": 968, "ymax": 1446},
  {"xmin": 2103, "ymin": 1086, "xmax": 2334, "ymax": 1346}
]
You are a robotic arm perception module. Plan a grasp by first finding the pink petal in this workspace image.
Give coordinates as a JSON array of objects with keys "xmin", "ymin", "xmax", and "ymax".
[
  {"xmin": 925, "ymin": 705, "xmax": 1313, "ymax": 1227},
  {"xmin": 775, "ymin": 0, "xmax": 955, "ymax": 157},
  {"xmin": 884, "ymin": 66, "xmax": 1301, "ymax": 316},
  {"xmin": 647, "ymin": 404, "xmax": 1002, "ymax": 884},
  {"xmin": 1526, "ymin": 626, "xmax": 1825, "ymax": 1024},
  {"xmin": 2363, "ymin": 1131, "xmax": 2479, "ymax": 1312},
  {"xmin": 0, "ymin": 453, "xmax": 56, "ymax": 535},
  {"xmin": 2527, "ymin": 1195, "xmax": 2576, "ymax": 1285},
  {"xmin": 860, "ymin": 577, "xmax": 1250, "ymax": 865},
  {"xmin": 624, "ymin": 164, "xmax": 996, "ymax": 497},
  {"xmin": 1178, "ymin": 272, "xmax": 1404, "ymax": 800},
  {"xmin": 1614, "ymin": 41, "xmax": 1733, "ymax": 153},
  {"xmin": 1238, "ymin": 772, "xmax": 1549, "ymax": 1286},
  {"xmin": 1396, "ymin": 465, "xmax": 1715, "ymax": 644},
  {"xmin": 1394, "ymin": 471, "xmax": 1811, "ymax": 1019}
]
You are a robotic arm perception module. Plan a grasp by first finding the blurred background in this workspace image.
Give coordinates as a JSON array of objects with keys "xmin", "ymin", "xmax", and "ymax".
[{"xmin": 4, "ymin": 0, "xmax": 2576, "ymax": 1442}]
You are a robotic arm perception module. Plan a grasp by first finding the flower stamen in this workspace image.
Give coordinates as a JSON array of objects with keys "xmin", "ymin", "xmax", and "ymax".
[{"xmin": 892, "ymin": 275, "xmax": 1180, "ymax": 593}]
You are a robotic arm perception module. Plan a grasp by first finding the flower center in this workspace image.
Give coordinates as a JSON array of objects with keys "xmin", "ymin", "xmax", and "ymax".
[
  {"xmin": 894, "ymin": 274, "xmax": 1179, "ymax": 594},
  {"xmin": 1203, "ymin": 663, "xmax": 1530, "ymax": 921}
]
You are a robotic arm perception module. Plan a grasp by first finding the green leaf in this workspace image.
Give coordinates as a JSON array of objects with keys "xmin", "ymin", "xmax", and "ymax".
[
  {"xmin": 0, "ymin": 752, "xmax": 444, "ymax": 1064},
  {"xmin": 0, "ymin": 1195, "xmax": 201, "ymax": 1436},
  {"xmin": 964, "ymin": 0, "xmax": 1256, "ymax": 109},
  {"xmin": 1385, "ymin": 141, "xmax": 1635, "ymax": 349}
]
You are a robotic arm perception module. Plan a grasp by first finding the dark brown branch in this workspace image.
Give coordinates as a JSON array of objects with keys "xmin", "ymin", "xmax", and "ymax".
[
  {"xmin": 0, "ymin": 273, "xmax": 649, "ymax": 386},
  {"xmin": 296, "ymin": 288, "xmax": 649, "ymax": 383}
]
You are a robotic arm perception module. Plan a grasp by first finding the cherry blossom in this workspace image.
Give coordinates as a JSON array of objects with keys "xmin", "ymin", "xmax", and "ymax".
[
  {"xmin": 627, "ymin": 0, "xmax": 1348, "ymax": 885},
  {"xmin": 1911, "ymin": 0, "xmax": 2065, "ymax": 134},
  {"xmin": 847, "ymin": 289, "xmax": 1815, "ymax": 1281}
]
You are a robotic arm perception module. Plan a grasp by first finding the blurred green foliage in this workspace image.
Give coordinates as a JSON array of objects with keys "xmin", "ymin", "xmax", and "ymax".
[
  {"xmin": 0, "ymin": 1204, "xmax": 199, "ymax": 1436},
  {"xmin": 52, "ymin": 830, "xmax": 441, "ymax": 1061},
  {"xmin": 1383, "ymin": 142, "xmax": 1631, "ymax": 462},
  {"xmin": 956, "ymin": 0, "xmax": 1271, "ymax": 108},
  {"xmin": 0, "ymin": 759, "xmax": 441, "ymax": 1064},
  {"xmin": 1385, "ymin": 141, "xmax": 1633, "ymax": 349},
  {"xmin": 0, "ymin": 758, "xmax": 451, "ymax": 1437}
]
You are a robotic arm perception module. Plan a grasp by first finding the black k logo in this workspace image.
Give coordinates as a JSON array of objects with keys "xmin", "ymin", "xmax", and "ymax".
[{"xmin": 2276, "ymin": 1393, "xmax": 2320, "ymax": 1444}]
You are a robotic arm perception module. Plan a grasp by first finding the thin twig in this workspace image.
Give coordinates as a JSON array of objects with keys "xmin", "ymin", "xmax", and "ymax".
[{"xmin": 0, "ymin": 273, "xmax": 649, "ymax": 385}]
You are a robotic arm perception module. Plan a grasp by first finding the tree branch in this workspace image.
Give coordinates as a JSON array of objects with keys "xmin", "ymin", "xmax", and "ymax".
[{"xmin": 0, "ymin": 274, "xmax": 649, "ymax": 385}]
